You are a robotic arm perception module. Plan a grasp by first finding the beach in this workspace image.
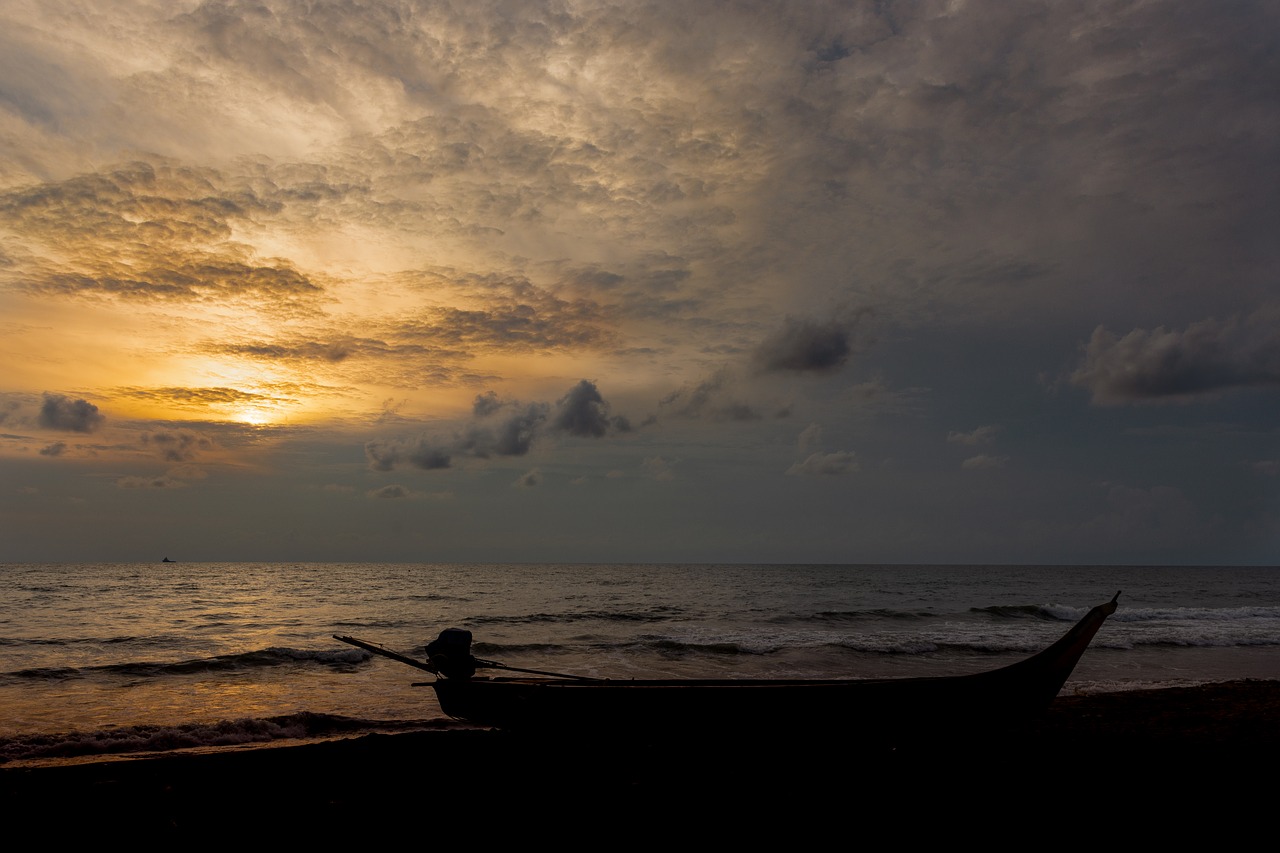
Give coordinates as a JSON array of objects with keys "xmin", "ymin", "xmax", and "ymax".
[
  {"xmin": 4, "ymin": 680, "xmax": 1275, "ymax": 835},
  {"xmin": 3, "ymin": 564, "xmax": 1275, "ymax": 835}
]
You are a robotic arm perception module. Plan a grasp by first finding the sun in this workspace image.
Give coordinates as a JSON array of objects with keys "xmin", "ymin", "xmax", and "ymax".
[{"xmin": 233, "ymin": 406, "xmax": 276, "ymax": 426}]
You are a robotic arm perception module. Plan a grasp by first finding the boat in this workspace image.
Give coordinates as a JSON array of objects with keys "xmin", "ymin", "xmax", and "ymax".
[{"xmin": 335, "ymin": 592, "xmax": 1119, "ymax": 743}]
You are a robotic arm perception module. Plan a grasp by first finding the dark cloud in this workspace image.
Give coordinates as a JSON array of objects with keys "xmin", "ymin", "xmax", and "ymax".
[
  {"xmin": 365, "ymin": 436, "xmax": 453, "ymax": 472},
  {"xmin": 472, "ymin": 391, "xmax": 503, "ymax": 417},
  {"xmin": 366, "ymin": 380, "xmax": 629, "ymax": 471},
  {"xmin": 459, "ymin": 403, "xmax": 548, "ymax": 457},
  {"xmin": 38, "ymin": 441, "xmax": 67, "ymax": 457},
  {"xmin": 551, "ymin": 380, "xmax": 613, "ymax": 438},
  {"xmin": 141, "ymin": 429, "xmax": 215, "ymax": 462},
  {"xmin": 657, "ymin": 368, "xmax": 765, "ymax": 422},
  {"xmin": 1071, "ymin": 313, "xmax": 1280, "ymax": 404},
  {"xmin": 38, "ymin": 394, "xmax": 104, "ymax": 433},
  {"xmin": 754, "ymin": 316, "xmax": 854, "ymax": 374}
]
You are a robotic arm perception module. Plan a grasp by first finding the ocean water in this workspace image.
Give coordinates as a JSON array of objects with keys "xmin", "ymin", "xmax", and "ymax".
[{"xmin": 1, "ymin": 562, "xmax": 1276, "ymax": 766}]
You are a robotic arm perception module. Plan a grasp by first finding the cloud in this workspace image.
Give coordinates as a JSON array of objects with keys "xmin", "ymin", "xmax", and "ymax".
[
  {"xmin": 367, "ymin": 484, "xmax": 417, "ymax": 499},
  {"xmin": 472, "ymin": 391, "xmax": 503, "ymax": 417},
  {"xmin": 365, "ymin": 436, "xmax": 453, "ymax": 472},
  {"xmin": 642, "ymin": 456, "xmax": 676, "ymax": 481},
  {"xmin": 551, "ymin": 380, "xmax": 631, "ymax": 438},
  {"xmin": 117, "ymin": 475, "xmax": 189, "ymax": 489},
  {"xmin": 141, "ymin": 429, "xmax": 215, "ymax": 462},
  {"xmin": 754, "ymin": 316, "xmax": 857, "ymax": 374},
  {"xmin": 38, "ymin": 394, "xmax": 104, "ymax": 433},
  {"xmin": 38, "ymin": 441, "xmax": 67, "ymax": 457},
  {"xmin": 786, "ymin": 451, "xmax": 857, "ymax": 476},
  {"xmin": 1071, "ymin": 312, "xmax": 1280, "ymax": 404},
  {"xmin": 366, "ymin": 379, "xmax": 629, "ymax": 471},
  {"xmin": 658, "ymin": 313, "xmax": 877, "ymax": 424},
  {"xmin": 393, "ymin": 275, "xmax": 612, "ymax": 354},
  {"xmin": 797, "ymin": 423, "xmax": 823, "ymax": 451},
  {"xmin": 657, "ymin": 368, "xmax": 766, "ymax": 422},
  {"xmin": 948, "ymin": 425, "xmax": 1001, "ymax": 445},
  {"xmin": 961, "ymin": 454, "xmax": 1009, "ymax": 470},
  {"xmin": 2, "ymin": 163, "xmax": 326, "ymax": 319},
  {"xmin": 461, "ymin": 403, "xmax": 549, "ymax": 457},
  {"xmin": 514, "ymin": 468, "xmax": 541, "ymax": 488}
]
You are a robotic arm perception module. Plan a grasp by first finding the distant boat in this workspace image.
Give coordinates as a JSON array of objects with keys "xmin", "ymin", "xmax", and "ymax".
[
  {"xmin": 336, "ymin": 593, "xmax": 1120, "ymax": 741},
  {"xmin": 162, "ymin": 557, "xmax": 176, "ymax": 563}
]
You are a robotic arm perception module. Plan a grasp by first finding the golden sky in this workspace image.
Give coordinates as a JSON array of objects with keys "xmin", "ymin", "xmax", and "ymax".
[{"xmin": 1, "ymin": 1, "xmax": 1277, "ymax": 563}]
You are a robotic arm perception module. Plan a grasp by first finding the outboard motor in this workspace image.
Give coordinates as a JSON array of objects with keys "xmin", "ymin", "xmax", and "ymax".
[{"xmin": 426, "ymin": 628, "xmax": 477, "ymax": 680}]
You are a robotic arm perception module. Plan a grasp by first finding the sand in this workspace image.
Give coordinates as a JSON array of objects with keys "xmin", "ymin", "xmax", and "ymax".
[{"xmin": 3, "ymin": 680, "xmax": 1275, "ymax": 836}]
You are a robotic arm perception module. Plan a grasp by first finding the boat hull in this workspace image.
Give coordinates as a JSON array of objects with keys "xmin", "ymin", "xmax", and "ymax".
[{"xmin": 431, "ymin": 595, "xmax": 1120, "ymax": 740}]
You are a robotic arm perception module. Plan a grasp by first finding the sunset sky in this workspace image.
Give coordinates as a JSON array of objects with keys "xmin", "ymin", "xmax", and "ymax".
[{"xmin": 1, "ymin": 0, "xmax": 1276, "ymax": 564}]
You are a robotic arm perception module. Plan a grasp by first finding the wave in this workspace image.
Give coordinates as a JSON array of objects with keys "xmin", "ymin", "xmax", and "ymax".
[
  {"xmin": 0, "ymin": 712, "xmax": 458, "ymax": 766},
  {"xmin": 467, "ymin": 607, "xmax": 687, "ymax": 626},
  {"xmin": 471, "ymin": 622, "xmax": 1280, "ymax": 663},
  {"xmin": 2, "ymin": 646, "xmax": 370, "ymax": 683}
]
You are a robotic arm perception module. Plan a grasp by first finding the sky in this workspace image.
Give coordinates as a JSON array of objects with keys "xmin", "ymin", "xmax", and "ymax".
[{"xmin": 0, "ymin": 0, "xmax": 1277, "ymax": 565}]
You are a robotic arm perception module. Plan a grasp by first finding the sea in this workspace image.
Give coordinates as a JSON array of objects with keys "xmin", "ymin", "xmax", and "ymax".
[{"xmin": 1, "ymin": 562, "xmax": 1276, "ymax": 767}]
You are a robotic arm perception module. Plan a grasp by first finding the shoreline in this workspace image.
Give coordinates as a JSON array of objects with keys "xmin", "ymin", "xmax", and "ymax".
[{"xmin": 3, "ymin": 679, "xmax": 1276, "ymax": 831}]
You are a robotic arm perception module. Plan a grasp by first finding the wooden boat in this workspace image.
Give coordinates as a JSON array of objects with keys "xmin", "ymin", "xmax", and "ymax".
[{"xmin": 336, "ymin": 592, "xmax": 1119, "ymax": 742}]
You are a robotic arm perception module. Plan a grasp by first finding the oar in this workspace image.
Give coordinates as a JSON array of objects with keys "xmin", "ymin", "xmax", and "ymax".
[
  {"xmin": 335, "ymin": 634, "xmax": 437, "ymax": 673},
  {"xmin": 472, "ymin": 658, "xmax": 602, "ymax": 681},
  {"xmin": 335, "ymin": 634, "xmax": 601, "ymax": 681}
]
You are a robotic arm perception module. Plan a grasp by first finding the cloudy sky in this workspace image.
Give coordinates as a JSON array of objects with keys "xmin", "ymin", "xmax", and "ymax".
[{"xmin": 1, "ymin": 0, "xmax": 1276, "ymax": 564}]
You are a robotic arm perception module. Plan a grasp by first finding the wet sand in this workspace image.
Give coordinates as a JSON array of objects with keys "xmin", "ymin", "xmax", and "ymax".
[{"xmin": 4, "ymin": 680, "xmax": 1275, "ymax": 835}]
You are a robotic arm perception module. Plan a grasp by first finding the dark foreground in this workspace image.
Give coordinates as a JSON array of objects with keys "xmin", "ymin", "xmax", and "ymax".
[{"xmin": 4, "ymin": 680, "xmax": 1275, "ymax": 837}]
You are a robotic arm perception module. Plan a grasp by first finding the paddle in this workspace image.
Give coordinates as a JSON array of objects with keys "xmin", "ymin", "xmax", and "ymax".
[{"xmin": 334, "ymin": 633, "xmax": 601, "ymax": 681}]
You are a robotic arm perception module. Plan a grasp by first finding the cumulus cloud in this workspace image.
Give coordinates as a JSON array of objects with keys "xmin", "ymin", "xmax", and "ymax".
[
  {"xmin": 658, "ymin": 312, "xmax": 876, "ymax": 424},
  {"xmin": 948, "ymin": 425, "xmax": 1001, "ymax": 445},
  {"xmin": 38, "ymin": 394, "xmax": 104, "ymax": 433},
  {"xmin": 472, "ymin": 391, "xmax": 503, "ymax": 417},
  {"xmin": 141, "ymin": 429, "xmax": 215, "ymax": 462},
  {"xmin": 1071, "ymin": 313, "xmax": 1280, "ymax": 404},
  {"xmin": 754, "ymin": 316, "xmax": 858, "ymax": 374},
  {"xmin": 461, "ymin": 403, "xmax": 549, "ymax": 457},
  {"xmin": 514, "ymin": 468, "xmax": 541, "ymax": 488},
  {"xmin": 552, "ymin": 380, "xmax": 631, "ymax": 437},
  {"xmin": 658, "ymin": 369, "xmax": 766, "ymax": 422},
  {"xmin": 365, "ymin": 435, "xmax": 453, "ymax": 472},
  {"xmin": 786, "ymin": 451, "xmax": 858, "ymax": 476},
  {"xmin": 39, "ymin": 441, "xmax": 68, "ymax": 457},
  {"xmin": 365, "ymin": 380, "xmax": 630, "ymax": 472}
]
